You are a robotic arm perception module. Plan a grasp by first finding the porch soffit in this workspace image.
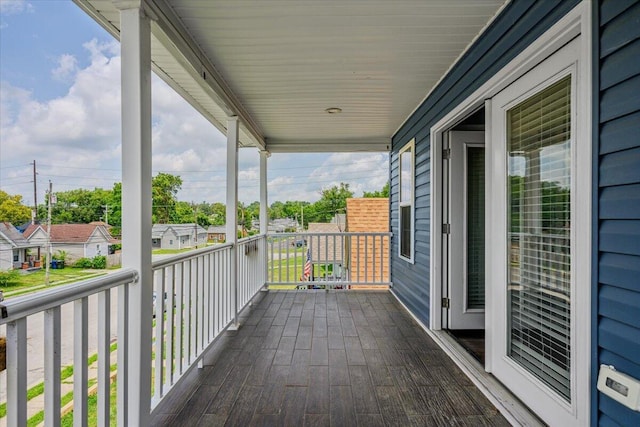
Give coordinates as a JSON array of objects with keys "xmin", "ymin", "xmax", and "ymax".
[{"xmin": 74, "ymin": 0, "xmax": 506, "ymax": 153}]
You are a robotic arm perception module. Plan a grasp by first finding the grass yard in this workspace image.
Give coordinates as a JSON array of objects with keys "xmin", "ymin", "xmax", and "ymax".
[{"xmin": 2, "ymin": 268, "xmax": 107, "ymax": 297}]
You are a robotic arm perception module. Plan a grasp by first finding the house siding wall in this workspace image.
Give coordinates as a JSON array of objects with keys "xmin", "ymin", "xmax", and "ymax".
[
  {"xmin": 595, "ymin": 1, "xmax": 640, "ymax": 425},
  {"xmin": 390, "ymin": 0, "xmax": 579, "ymax": 326}
]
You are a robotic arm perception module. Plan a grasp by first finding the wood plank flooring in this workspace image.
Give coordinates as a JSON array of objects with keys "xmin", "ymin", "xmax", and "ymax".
[{"xmin": 151, "ymin": 291, "xmax": 509, "ymax": 426}]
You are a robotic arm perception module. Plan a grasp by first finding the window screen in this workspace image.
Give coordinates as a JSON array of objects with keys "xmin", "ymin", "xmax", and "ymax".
[{"xmin": 507, "ymin": 76, "xmax": 571, "ymax": 401}]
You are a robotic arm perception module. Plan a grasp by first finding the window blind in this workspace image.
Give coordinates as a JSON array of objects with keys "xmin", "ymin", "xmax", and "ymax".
[{"xmin": 507, "ymin": 75, "xmax": 571, "ymax": 401}]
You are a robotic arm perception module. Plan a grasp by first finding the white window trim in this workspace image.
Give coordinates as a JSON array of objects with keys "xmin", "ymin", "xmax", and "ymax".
[
  {"xmin": 428, "ymin": 2, "xmax": 591, "ymax": 425},
  {"xmin": 398, "ymin": 139, "xmax": 415, "ymax": 263}
]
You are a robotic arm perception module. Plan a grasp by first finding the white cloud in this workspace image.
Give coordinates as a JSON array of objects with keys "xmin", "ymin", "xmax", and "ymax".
[
  {"xmin": 1, "ymin": 33, "xmax": 390, "ymax": 208},
  {"xmin": 51, "ymin": 54, "xmax": 78, "ymax": 82},
  {"xmin": 0, "ymin": 0, "xmax": 33, "ymax": 15}
]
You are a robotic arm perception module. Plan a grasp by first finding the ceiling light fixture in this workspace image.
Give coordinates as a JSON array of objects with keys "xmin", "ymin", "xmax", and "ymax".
[{"xmin": 325, "ymin": 107, "xmax": 342, "ymax": 114}]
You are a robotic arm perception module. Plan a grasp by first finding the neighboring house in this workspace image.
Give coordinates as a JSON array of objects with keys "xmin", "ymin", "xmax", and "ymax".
[
  {"xmin": 345, "ymin": 198, "xmax": 389, "ymax": 286},
  {"xmin": 306, "ymin": 222, "xmax": 344, "ymax": 280},
  {"xmin": 24, "ymin": 222, "xmax": 118, "ymax": 262},
  {"xmin": 267, "ymin": 218, "xmax": 299, "ymax": 233},
  {"xmin": 0, "ymin": 222, "xmax": 39, "ymax": 270},
  {"xmin": 152, "ymin": 224, "xmax": 207, "ymax": 250},
  {"xmin": 206, "ymin": 225, "xmax": 226, "ymax": 243}
]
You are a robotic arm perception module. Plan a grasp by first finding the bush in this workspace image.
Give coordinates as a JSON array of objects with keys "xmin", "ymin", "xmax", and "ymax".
[
  {"xmin": 74, "ymin": 258, "xmax": 93, "ymax": 268},
  {"xmin": 0, "ymin": 269, "xmax": 20, "ymax": 287},
  {"xmin": 91, "ymin": 256, "xmax": 107, "ymax": 269}
]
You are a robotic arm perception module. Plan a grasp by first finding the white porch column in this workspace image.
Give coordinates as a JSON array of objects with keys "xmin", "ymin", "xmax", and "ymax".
[
  {"xmin": 226, "ymin": 117, "xmax": 239, "ymax": 326},
  {"xmin": 259, "ymin": 150, "xmax": 269, "ymax": 235},
  {"xmin": 118, "ymin": 2, "xmax": 153, "ymax": 425}
]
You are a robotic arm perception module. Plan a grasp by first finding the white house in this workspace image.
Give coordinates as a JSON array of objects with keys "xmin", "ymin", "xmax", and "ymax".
[
  {"xmin": 152, "ymin": 224, "xmax": 207, "ymax": 250},
  {"xmin": 0, "ymin": 222, "xmax": 38, "ymax": 270},
  {"xmin": 23, "ymin": 222, "xmax": 118, "ymax": 262}
]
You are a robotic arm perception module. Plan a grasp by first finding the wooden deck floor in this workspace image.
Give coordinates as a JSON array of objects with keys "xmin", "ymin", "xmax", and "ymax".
[{"xmin": 151, "ymin": 291, "xmax": 509, "ymax": 426}]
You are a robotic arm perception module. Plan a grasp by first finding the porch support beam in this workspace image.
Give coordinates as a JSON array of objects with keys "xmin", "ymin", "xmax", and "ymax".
[
  {"xmin": 259, "ymin": 151, "xmax": 269, "ymax": 235},
  {"xmin": 118, "ymin": 2, "xmax": 153, "ymax": 425},
  {"xmin": 226, "ymin": 116, "xmax": 239, "ymax": 327}
]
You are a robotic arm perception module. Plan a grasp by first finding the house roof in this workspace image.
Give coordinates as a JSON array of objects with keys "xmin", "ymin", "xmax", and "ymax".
[
  {"xmin": 346, "ymin": 198, "xmax": 389, "ymax": 232},
  {"xmin": 307, "ymin": 222, "xmax": 343, "ymax": 262},
  {"xmin": 22, "ymin": 223, "xmax": 43, "ymax": 240},
  {"xmin": 153, "ymin": 223, "xmax": 208, "ymax": 238},
  {"xmin": 0, "ymin": 222, "xmax": 32, "ymax": 248},
  {"xmin": 74, "ymin": 0, "xmax": 506, "ymax": 153},
  {"xmin": 207, "ymin": 225, "xmax": 226, "ymax": 234},
  {"xmin": 47, "ymin": 224, "xmax": 116, "ymax": 244}
]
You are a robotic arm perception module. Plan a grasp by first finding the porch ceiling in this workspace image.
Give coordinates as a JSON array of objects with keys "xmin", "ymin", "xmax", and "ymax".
[{"xmin": 74, "ymin": 0, "xmax": 506, "ymax": 153}]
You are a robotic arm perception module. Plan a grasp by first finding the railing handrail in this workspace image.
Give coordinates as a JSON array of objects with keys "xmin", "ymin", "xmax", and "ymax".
[
  {"xmin": 152, "ymin": 242, "xmax": 234, "ymax": 269},
  {"xmin": 0, "ymin": 268, "xmax": 138, "ymax": 324},
  {"xmin": 239, "ymin": 234, "xmax": 266, "ymax": 244},
  {"xmin": 268, "ymin": 232, "xmax": 392, "ymax": 237}
]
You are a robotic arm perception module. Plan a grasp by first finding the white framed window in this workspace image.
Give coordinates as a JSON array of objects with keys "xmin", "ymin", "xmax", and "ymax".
[{"xmin": 399, "ymin": 139, "xmax": 415, "ymax": 263}]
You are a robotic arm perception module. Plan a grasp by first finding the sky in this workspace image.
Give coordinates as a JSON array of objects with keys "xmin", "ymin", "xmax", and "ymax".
[{"xmin": 0, "ymin": 0, "xmax": 389, "ymax": 208}]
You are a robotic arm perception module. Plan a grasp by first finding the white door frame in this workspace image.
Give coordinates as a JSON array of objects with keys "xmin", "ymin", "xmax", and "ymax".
[
  {"xmin": 429, "ymin": 2, "xmax": 591, "ymax": 425},
  {"xmin": 446, "ymin": 131, "xmax": 485, "ymax": 330}
]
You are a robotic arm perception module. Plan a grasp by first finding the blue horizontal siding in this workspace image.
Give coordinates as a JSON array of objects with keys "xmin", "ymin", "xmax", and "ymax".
[
  {"xmin": 599, "ymin": 253, "xmax": 640, "ymax": 291},
  {"xmin": 599, "ymin": 395, "xmax": 640, "ymax": 426},
  {"xmin": 596, "ymin": 1, "xmax": 640, "ymax": 424},
  {"xmin": 599, "ymin": 285, "xmax": 640, "ymax": 329},
  {"xmin": 599, "ymin": 112, "xmax": 640, "ymax": 155},
  {"xmin": 600, "ymin": 38, "xmax": 640, "ymax": 90},
  {"xmin": 599, "ymin": 318, "xmax": 640, "ymax": 368},
  {"xmin": 599, "ymin": 74, "xmax": 640, "ymax": 122},
  {"xmin": 600, "ymin": 0, "xmax": 637, "ymax": 25},
  {"xmin": 599, "ymin": 220, "xmax": 640, "ymax": 256},
  {"xmin": 599, "ymin": 184, "xmax": 640, "ymax": 219},
  {"xmin": 599, "ymin": 1, "xmax": 640, "ymax": 58},
  {"xmin": 599, "ymin": 146, "xmax": 640, "ymax": 187}
]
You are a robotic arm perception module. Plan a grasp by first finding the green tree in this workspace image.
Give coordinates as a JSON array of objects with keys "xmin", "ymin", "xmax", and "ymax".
[
  {"xmin": 152, "ymin": 173, "xmax": 183, "ymax": 223},
  {"xmin": 51, "ymin": 188, "xmax": 111, "ymax": 224},
  {"xmin": 107, "ymin": 182, "xmax": 122, "ymax": 227},
  {"xmin": 0, "ymin": 190, "xmax": 32, "ymax": 224},
  {"xmin": 363, "ymin": 181, "xmax": 390, "ymax": 198},
  {"xmin": 210, "ymin": 202, "xmax": 226, "ymax": 226},
  {"xmin": 172, "ymin": 201, "xmax": 195, "ymax": 223},
  {"xmin": 307, "ymin": 183, "xmax": 353, "ymax": 224}
]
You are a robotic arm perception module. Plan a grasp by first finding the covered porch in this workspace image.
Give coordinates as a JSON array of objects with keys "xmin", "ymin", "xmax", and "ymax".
[
  {"xmin": 0, "ymin": 0, "xmax": 533, "ymax": 425},
  {"xmin": 150, "ymin": 290, "xmax": 507, "ymax": 426}
]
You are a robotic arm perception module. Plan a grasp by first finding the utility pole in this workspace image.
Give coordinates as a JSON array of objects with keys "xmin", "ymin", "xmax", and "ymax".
[
  {"xmin": 103, "ymin": 204, "xmax": 109, "ymax": 226},
  {"xmin": 45, "ymin": 181, "xmax": 53, "ymax": 286},
  {"xmin": 32, "ymin": 160, "xmax": 37, "ymax": 223}
]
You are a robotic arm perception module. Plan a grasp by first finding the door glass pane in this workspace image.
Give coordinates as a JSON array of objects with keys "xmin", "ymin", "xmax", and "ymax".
[
  {"xmin": 507, "ymin": 76, "xmax": 571, "ymax": 401},
  {"xmin": 467, "ymin": 147, "xmax": 485, "ymax": 309}
]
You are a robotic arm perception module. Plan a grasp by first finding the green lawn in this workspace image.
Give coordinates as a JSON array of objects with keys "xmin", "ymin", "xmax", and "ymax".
[
  {"xmin": 2, "ymin": 268, "xmax": 107, "ymax": 297},
  {"xmin": 152, "ymin": 245, "xmax": 211, "ymax": 255}
]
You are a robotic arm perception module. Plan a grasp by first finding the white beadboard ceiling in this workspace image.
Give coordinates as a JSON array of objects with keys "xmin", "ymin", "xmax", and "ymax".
[{"xmin": 74, "ymin": 0, "xmax": 506, "ymax": 152}]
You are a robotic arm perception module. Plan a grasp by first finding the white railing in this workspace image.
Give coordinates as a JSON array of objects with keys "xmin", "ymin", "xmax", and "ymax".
[
  {"xmin": 0, "ymin": 235, "xmax": 269, "ymax": 426},
  {"xmin": 150, "ymin": 236, "xmax": 267, "ymax": 409},
  {"xmin": 0, "ymin": 269, "xmax": 138, "ymax": 427},
  {"xmin": 237, "ymin": 235, "xmax": 268, "ymax": 309},
  {"xmin": 266, "ymin": 232, "xmax": 391, "ymax": 288}
]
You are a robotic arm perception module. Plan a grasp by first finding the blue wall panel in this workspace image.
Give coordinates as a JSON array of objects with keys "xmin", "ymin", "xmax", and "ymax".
[{"xmin": 596, "ymin": 0, "xmax": 640, "ymax": 425}]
